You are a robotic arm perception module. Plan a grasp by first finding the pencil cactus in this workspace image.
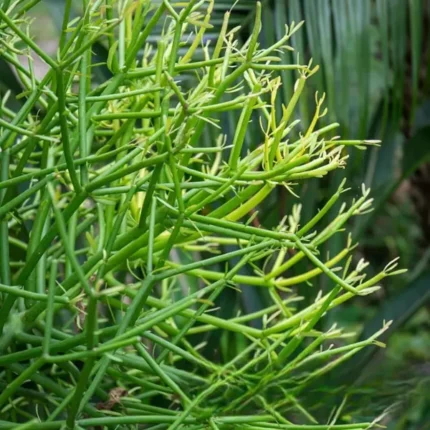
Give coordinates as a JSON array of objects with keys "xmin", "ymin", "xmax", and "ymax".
[{"xmin": 0, "ymin": 1, "xmax": 403, "ymax": 428}]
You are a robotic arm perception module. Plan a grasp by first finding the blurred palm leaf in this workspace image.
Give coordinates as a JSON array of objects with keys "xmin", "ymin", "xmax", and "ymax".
[{"xmin": 258, "ymin": 0, "xmax": 428, "ymax": 190}]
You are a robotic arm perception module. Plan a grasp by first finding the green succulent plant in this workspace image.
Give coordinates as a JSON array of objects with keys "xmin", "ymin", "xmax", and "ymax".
[{"xmin": 0, "ymin": 1, "xmax": 404, "ymax": 429}]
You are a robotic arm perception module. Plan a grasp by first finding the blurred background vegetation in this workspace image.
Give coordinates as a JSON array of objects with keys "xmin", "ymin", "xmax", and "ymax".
[{"xmin": 1, "ymin": 0, "xmax": 429, "ymax": 428}]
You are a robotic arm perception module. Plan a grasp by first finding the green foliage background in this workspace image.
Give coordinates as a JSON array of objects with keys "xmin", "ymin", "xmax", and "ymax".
[{"xmin": 0, "ymin": 0, "xmax": 429, "ymax": 428}]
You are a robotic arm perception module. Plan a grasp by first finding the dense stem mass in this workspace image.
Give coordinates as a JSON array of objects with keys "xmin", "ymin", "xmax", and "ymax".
[{"xmin": 0, "ymin": 1, "xmax": 401, "ymax": 428}]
